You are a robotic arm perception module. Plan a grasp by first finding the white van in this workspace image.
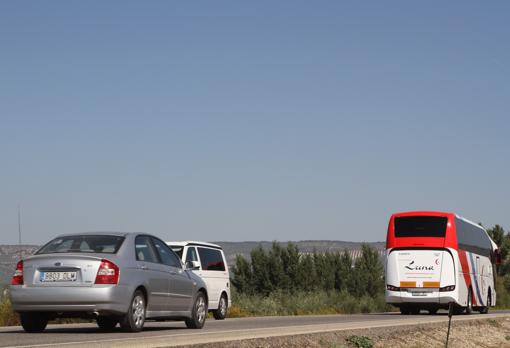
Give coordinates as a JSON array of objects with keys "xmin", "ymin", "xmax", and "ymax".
[{"xmin": 167, "ymin": 241, "xmax": 231, "ymax": 320}]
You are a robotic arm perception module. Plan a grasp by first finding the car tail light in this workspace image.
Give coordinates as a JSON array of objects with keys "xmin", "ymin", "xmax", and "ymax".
[
  {"xmin": 439, "ymin": 285, "xmax": 455, "ymax": 292},
  {"xmin": 11, "ymin": 260, "xmax": 23, "ymax": 285},
  {"xmin": 95, "ymin": 259, "xmax": 119, "ymax": 284}
]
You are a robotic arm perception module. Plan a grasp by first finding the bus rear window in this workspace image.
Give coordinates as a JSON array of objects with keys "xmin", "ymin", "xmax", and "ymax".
[{"xmin": 394, "ymin": 216, "xmax": 447, "ymax": 238}]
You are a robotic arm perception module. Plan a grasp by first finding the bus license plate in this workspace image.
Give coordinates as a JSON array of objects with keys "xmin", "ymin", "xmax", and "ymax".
[
  {"xmin": 411, "ymin": 291, "xmax": 428, "ymax": 296},
  {"xmin": 40, "ymin": 271, "xmax": 77, "ymax": 282}
]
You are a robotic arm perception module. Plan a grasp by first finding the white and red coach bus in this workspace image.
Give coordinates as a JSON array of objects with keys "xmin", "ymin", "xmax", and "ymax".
[{"xmin": 385, "ymin": 211, "xmax": 501, "ymax": 314}]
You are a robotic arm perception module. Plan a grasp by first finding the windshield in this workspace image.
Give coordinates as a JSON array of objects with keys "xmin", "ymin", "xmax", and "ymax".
[
  {"xmin": 37, "ymin": 235, "xmax": 125, "ymax": 254},
  {"xmin": 394, "ymin": 216, "xmax": 448, "ymax": 238}
]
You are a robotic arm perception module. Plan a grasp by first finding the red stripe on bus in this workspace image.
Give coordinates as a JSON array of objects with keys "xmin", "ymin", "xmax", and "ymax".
[{"xmin": 458, "ymin": 249, "xmax": 477, "ymax": 306}]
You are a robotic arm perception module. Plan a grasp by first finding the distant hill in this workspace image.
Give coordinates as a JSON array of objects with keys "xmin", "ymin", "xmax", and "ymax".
[
  {"xmin": 216, "ymin": 240, "xmax": 386, "ymax": 266},
  {"xmin": 0, "ymin": 245, "xmax": 39, "ymax": 286},
  {"xmin": 0, "ymin": 241, "xmax": 385, "ymax": 284}
]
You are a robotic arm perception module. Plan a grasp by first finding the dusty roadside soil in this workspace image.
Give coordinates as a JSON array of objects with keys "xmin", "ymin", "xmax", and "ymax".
[{"xmin": 180, "ymin": 317, "xmax": 510, "ymax": 348}]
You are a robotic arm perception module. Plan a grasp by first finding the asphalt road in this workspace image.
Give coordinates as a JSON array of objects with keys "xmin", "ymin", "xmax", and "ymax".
[{"xmin": 1, "ymin": 311, "xmax": 509, "ymax": 348}]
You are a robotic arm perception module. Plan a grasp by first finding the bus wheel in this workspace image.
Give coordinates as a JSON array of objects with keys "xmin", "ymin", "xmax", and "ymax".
[
  {"xmin": 480, "ymin": 293, "xmax": 490, "ymax": 314},
  {"xmin": 400, "ymin": 306, "xmax": 410, "ymax": 315},
  {"xmin": 428, "ymin": 307, "xmax": 438, "ymax": 315},
  {"xmin": 465, "ymin": 289, "xmax": 473, "ymax": 315},
  {"xmin": 410, "ymin": 307, "xmax": 420, "ymax": 315}
]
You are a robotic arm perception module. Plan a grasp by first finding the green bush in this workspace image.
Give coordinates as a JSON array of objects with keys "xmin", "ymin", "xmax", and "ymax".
[
  {"xmin": 347, "ymin": 335, "xmax": 373, "ymax": 348},
  {"xmin": 0, "ymin": 296, "xmax": 19, "ymax": 326},
  {"xmin": 228, "ymin": 289, "xmax": 390, "ymax": 317}
]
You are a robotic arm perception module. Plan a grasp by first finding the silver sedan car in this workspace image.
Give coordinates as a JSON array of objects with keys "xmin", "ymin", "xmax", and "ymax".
[{"xmin": 9, "ymin": 232, "xmax": 209, "ymax": 333}]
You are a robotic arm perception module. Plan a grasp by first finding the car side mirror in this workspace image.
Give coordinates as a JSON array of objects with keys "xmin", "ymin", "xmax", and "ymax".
[
  {"xmin": 495, "ymin": 249, "xmax": 502, "ymax": 265},
  {"xmin": 185, "ymin": 260, "xmax": 201, "ymax": 270}
]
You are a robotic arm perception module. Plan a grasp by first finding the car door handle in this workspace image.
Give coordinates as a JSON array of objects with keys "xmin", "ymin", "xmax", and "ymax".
[{"xmin": 139, "ymin": 265, "xmax": 148, "ymax": 270}]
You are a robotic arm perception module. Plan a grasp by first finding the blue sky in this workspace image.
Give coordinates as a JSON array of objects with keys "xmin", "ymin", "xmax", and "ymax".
[{"xmin": 1, "ymin": 1, "xmax": 509, "ymax": 244}]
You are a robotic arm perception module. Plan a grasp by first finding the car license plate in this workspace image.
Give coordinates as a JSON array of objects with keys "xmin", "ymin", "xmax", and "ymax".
[{"xmin": 40, "ymin": 271, "xmax": 77, "ymax": 282}]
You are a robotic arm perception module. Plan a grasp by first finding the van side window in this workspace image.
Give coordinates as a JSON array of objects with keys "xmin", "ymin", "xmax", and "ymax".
[
  {"xmin": 197, "ymin": 247, "xmax": 225, "ymax": 271},
  {"xmin": 186, "ymin": 247, "xmax": 199, "ymax": 264},
  {"xmin": 135, "ymin": 236, "xmax": 158, "ymax": 263}
]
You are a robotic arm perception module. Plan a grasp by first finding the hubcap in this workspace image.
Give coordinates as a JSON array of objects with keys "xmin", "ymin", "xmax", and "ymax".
[
  {"xmin": 196, "ymin": 296, "xmax": 206, "ymax": 323},
  {"xmin": 219, "ymin": 297, "xmax": 227, "ymax": 316},
  {"xmin": 132, "ymin": 295, "xmax": 145, "ymax": 327}
]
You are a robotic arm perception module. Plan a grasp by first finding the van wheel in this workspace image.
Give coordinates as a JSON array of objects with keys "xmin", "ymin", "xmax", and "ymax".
[
  {"xmin": 120, "ymin": 290, "xmax": 146, "ymax": 332},
  {"xmin": 465, "ymin": 289, "xmax": 473, "ymax": 315},
  {"xmin": 186, "ymin": 291, "xmax": 207, "ymax": 329},
  {"xmin": 213, "ymin": 294, "xmax": 228, "ymax": 320},
  {"xmin": 20, "ymin": 312, "xmax": 48, "ymax": 333},
  {"xmin": 97, "ymin": 316, "xmax": 118, "ymax": 331}
]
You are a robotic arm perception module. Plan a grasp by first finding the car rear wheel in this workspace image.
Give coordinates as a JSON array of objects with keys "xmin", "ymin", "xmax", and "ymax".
[
  {"xmin": 213, "ymin": 294, "xmax": 228, "ymax": 320},
  {"xmin": 20, "ymin": 313, "xmax": 48, "ymax": 333},
  {"xmin": 120, "ymin": 290, "xmax": 146, "ymax": 332},
  {"xmin": 185, "ymin": 291, "xmax": 207, "ymax": 329},
  {"xmin": 96, "ymin": 316, "xmax": 118, "ymax": 331}
]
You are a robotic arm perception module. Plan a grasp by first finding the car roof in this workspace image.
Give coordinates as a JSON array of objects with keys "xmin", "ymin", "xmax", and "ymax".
[
  {"xmin": 50, "ymin": 232, "xmax": 153, "ymax": 239},
  {"xmin": 166, "ymin": 240, "xmax": 222, "ymax": 250}
]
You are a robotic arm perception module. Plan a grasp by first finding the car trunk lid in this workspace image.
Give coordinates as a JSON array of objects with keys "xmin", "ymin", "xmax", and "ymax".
[{"xmin": 22, "ymin": 254, "xmax": 105, "ymax": 287}]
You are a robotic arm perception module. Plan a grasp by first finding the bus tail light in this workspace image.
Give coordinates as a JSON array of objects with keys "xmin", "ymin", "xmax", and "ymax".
[
  {"xmin": 11, "ymin": 260, "xmax": 24, "ymax": 285},
  {"xmin": 95, "ymin": 259, "xmax": 119, "ymax": 284},
  {"xmin": 386, "ymin": 284, "xmax": 400, "ymax": 291},
  {"xmin": 439, "ymin": 285, "xmax": 455, "ymax": 292}
]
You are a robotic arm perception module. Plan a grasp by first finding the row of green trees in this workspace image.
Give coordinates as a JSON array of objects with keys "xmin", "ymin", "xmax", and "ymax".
[
  {"xmin": 232, "ymin": 242, "xmax": 384, "ymax": 298},
  {"xmin": 487, "ymin": 225, "xmax": 510, "ymax": 276},
  {"xmin": 231, "ymin": 224, "xmax": 510, "ymax": 299}
]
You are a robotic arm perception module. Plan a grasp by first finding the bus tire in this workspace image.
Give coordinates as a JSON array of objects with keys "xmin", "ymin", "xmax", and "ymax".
[
  {"xmin": 465, "ymin": 289, "xmax": 473, "ymax": 315},
  {"xmin": 410, "ymin": 307, "xmax": 420, "ymax": 315},
  {"xmin": 428, "ymin": 307, "xmax": 438, "ymax": 315},
  {"xmin": 400, "ymin": 306, "xmax": 412, "ymax": 315},
  {"xmin": 480, "ymin": 292, "xmax": 490, "ymax": 314}
]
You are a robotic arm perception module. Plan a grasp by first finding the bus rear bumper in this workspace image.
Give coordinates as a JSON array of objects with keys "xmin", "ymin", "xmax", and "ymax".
[{"xmin": 386, "ymin": 290, "xmax": 457, "ymax": 306}]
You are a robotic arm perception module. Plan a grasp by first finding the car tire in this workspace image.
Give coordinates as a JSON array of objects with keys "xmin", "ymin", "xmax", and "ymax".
[
  {"xmin": 465, "ymin": 289, "xmax": 473, "ymax": 315},
  {"xmin": 212, "ymin": 294, "xmax": 228, "ymax": 320},
  {"xmin": 20, "ymin": 312, "xmax": 48, "ymax": 333},
  {"xmin": 96, "ymin": 316, "xmax": 118, "ymax": 331},
  {"xmin": 120, "ymin": 290, "xmax": 146, "ymax": 332},
  {"xmin": 185, "ymin": 291, "xmax": 207, "ymax": 329}
]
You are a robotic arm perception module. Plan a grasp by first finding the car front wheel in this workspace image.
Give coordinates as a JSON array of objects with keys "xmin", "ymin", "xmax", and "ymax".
[
  {"xmin": 185, "ymin": 292, "xmax": 207, "ymax": 329},
  {"xmin": 20, "ymin": 312, "xmax": 48, "ymax": 333}
]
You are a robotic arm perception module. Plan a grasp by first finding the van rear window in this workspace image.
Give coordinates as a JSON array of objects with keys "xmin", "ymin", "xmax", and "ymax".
[{"xmin": 394, "ymin": 216, "xmax": 447, "ymax": 238}]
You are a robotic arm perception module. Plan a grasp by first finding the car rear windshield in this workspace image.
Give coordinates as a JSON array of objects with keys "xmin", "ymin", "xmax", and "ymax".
[
  {"xmin": 394, "ymin": 216, "xmax": 448, "ymax": 238},
  {"xmin": 37, "ymin": 235, "xmax": 125, "ymax": 254}
]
